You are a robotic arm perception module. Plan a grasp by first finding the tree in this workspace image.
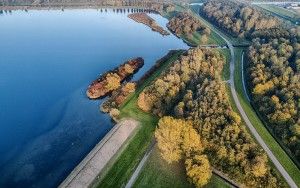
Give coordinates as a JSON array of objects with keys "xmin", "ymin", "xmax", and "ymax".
[
  {"xmin": 181, "ymin": 123, "xmax": 203, "ymax": 156},
  {"xmin": 200, "ymin": 35, "xmax": 208, "ymax": 44},
  {"xmin": 124, "ymin": 64, "xmax": 134, "ymax": 74},
  {"xmin": 185, "ymin": 155, "xmax": 212, "ymax": 188},
  {"xmin": 155, "ymin": 116, "xmax": 185, "ymax": 163},
  {"xmin": 251, "ymin": 155, "xmax": 268, "ymax": 177},
  {"xmin": 109, "ymin": 108, "xmax": 120, "ymax": 121},
  {"xmin": 105, "ymin": 73, "xmax": 121, "ymax": 91}
]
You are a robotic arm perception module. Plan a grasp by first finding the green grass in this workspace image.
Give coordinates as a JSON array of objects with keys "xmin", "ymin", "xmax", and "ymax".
[
  {"xmin": 233, "ymin": 48, "xmax": 300, "ymax": 186},
  {"xmin": 257, "ymin": 4, "xmax": 300, "ymax": 23},
  {"xmin": 133, "ymin": 146, "xmax": 193, "ymax": 188},
  {"xmin": 180, "ymin": 30, "xmax": 225, "ymax": 46},
  {"xmin": 133, "ymin": 145, "xmax": 231, "ymax": 188},
  {"xmin": 95, "ymin": 51, "xmax": 183, "ymax": 188},
  {"xmin": 217, "ymin": 48, "xmax": 230, "ymax": 81}
]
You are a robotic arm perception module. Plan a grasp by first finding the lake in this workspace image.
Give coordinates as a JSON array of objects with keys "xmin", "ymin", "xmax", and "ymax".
[{"xmin": 0, "ymin": 8, "xmax": 187, "ymax": 187}]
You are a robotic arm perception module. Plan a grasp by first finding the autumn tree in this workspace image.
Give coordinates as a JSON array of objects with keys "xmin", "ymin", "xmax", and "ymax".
[
  {"xmin": 200, "ymin": 0, "xmax": 281, "ymax": 39},
  {"xmin": 247, "ymin": 37, "xmax": 300, "ymax": 163},
  {"xmin": 185, "ymin": 155, "xmax": 212, "ymax": 188},
  {"xmin": 105, "ymin": 73, "xmax": 121, "ymax": 91},
  {"xmin": 155, "ymin": 116, "xmax": 186, "ymax": 163},
  {"xmin": 155, "ymin": 116, "xmax": 204, "ymax": 162},
  {"xmin": 140, "ymin": 47, "xmax": 284, "ymax": 187}
]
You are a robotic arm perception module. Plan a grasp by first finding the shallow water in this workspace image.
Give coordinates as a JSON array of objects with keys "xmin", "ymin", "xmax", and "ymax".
[{"xmin": 0, "ymin": 9, "xmax": 187, "ymax": 187}]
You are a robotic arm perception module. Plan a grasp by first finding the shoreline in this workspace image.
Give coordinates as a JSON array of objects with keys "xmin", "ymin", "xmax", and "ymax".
[{"xmin": 59, "ymin": 118, "xmax": 139, "ymax": 188}]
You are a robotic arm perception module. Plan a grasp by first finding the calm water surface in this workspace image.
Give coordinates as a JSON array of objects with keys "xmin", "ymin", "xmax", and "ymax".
[{"xmin": 0, "ymin": 9, "xmax": 187, "ymax": 187}]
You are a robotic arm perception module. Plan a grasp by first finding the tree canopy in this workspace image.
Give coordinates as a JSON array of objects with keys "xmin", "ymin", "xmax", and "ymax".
[{"xmin": 139, "ymin": 48, "xmax": 285, "ymax": 187}]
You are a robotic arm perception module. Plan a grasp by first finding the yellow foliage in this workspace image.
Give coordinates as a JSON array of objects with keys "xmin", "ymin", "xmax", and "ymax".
[
  {"xmin": 253, "ymin": 80, "xmax": 274, "ymax": 95},
  {"xmin": 122, "ymin": 82, "xmax": 136, "ymax": 93},
  {"xmin": 137, "ymin": 92, "xmax": 152, "ymax": 112},
  {"xmin": 155, "ymin": 116, "xmax": 184, "ymax": 163},
  {"xmin": 155, "ymin": 116, "xmax": 203, "ymax": 163},
  {"xmin": 181, "ymin": 124, "xmax": 203, "ymax": 156},
  {"xmin": 217, "ymin": 146, "xmax": 227, "ymax": 159},
  {"xmin": 105, "ymin": 73, "xmax": 121, "ymax": 91},
  {"xmin": 109, "ymin": 108, "xmax": 120, "ymax": 120},
  {"xmin": 230, "ymin": 111, "xmax": 241, "ymax": 124},
  {"xmin": 124, "ymin": 64, "xmax": 134, "ymax": 74},
  {"xmin": 185, "ymin": 155, "xmax": 212, "ymax": 188},
  {"xmin": 251, "ymin": 155, "xmax": 268, "ymax": 177}
]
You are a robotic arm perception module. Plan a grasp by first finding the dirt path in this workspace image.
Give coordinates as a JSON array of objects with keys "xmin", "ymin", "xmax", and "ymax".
[{"xmin": 59, "ymin": 119, "xmax": 139, "ymax": 188}]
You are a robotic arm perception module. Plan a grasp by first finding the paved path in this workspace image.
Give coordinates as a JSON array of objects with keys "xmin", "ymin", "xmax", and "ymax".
[
  {"xmin": 212, "ymin": 168, "xmax": 239, "ymax": 188},
  {"xmin": 59, "ymin": 119, "xmax": 139, "ymax": 188},
  {"xmin": 125, "ymin": 139, "xmax": 156, "ymax": 188},
  {"xmin": 223, "ymin": 22, "xmax": 298, "ymax": 188},
  {"xmin": 190, "ymin": 7, "xmax": 298, "ymax": 188}
]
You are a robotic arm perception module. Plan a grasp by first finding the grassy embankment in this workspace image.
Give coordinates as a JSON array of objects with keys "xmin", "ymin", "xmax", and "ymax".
[
  {"xmin": 94, "ymin": 51, "xmax": 183, "ymax": 188},
  {"xmin": 233, "ymin": 48, "xmax": 300, "ymax": 186},
  {"xmin": 218, "ymin": 48, "xmax": 230, "ymax": 81},
  {"xmin": 257, "ymin": 4, "xmax": 300, "ymax": 23}
]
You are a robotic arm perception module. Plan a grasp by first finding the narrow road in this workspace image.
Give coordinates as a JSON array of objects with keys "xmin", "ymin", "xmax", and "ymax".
[
  {"xmin": 212, "ymin": 20, "xmax": 298, "ymax": 188},
  {"xmin": 125, "ymin": 139, "xmax": 156, "ymax": 188}
]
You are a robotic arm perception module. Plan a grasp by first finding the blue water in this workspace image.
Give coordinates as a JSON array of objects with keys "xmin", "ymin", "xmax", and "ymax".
[{"xmin": 0, "ymin": 9, "xmax": 187, "ymax": 187}]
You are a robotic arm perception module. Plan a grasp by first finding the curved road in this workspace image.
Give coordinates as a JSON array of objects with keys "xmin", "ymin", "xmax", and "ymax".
[{"xmin": 213, "ymin": 23, "xmax": 298, "ymax": 188}]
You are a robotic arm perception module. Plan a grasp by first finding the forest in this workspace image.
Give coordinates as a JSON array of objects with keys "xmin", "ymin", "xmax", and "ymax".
[
  {"xmin": 200, "ymin": 0, "xmax": 281, "ymax": 39},
  {"xmin": 167, "ymin": 12, "xmax": 211, "ymax": 44},
  {"xmin": 138, "ymin": 48, "xmax": 285, "ymax": 187},
  {"xmin": 247, "ymin": 35, "xmax": 300, "ymax": 165}
]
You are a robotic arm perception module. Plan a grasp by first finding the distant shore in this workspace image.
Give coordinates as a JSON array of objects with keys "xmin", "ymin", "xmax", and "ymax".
[{"xmin": 0, "ymin": 5, "xmax": 153, "ymax": 11}]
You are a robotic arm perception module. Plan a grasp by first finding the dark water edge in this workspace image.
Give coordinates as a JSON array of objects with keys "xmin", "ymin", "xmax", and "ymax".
[{"xmin": 0, "ymin": 87, "xmax": 112, "ymax": 188}]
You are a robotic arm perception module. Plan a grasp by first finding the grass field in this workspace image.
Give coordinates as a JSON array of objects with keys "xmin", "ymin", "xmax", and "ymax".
[
  {"xmin": 258, "ymin": 4, "xmax": 300, "ymax": 23},
  {"xmin": 133, "ymin": 145, "xmax": 231, "ymax": 188},
  {"xmin": 95, "ymin": 51, "xmax": 183, "ymax": 188},
  {"xmin": 217, "ymin": 48, "xmax": 230, "ymax": 81},
  {"xmin": 233, "ymin": 48, "xmax": 300, "ymax": 186}
]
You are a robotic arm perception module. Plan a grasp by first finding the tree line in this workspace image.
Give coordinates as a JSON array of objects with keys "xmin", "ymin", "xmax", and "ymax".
[
  {"xmin": 138, "ymin": 48, "xmax": 285, "ymax": 187},
  {"xmin": 247, "ymin": 36, "xmax": 300, "ymax": 165},
  {"xmin": 200, "ymin": 0, "xmax": 281, "ymax": 39},
  {"xmin": 199, "ymin": 0, "xmax": 300, "ymax": 172},
  {"xmin": 167, "ymin": 12, "xmax": 211, "ymax": 44}
]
